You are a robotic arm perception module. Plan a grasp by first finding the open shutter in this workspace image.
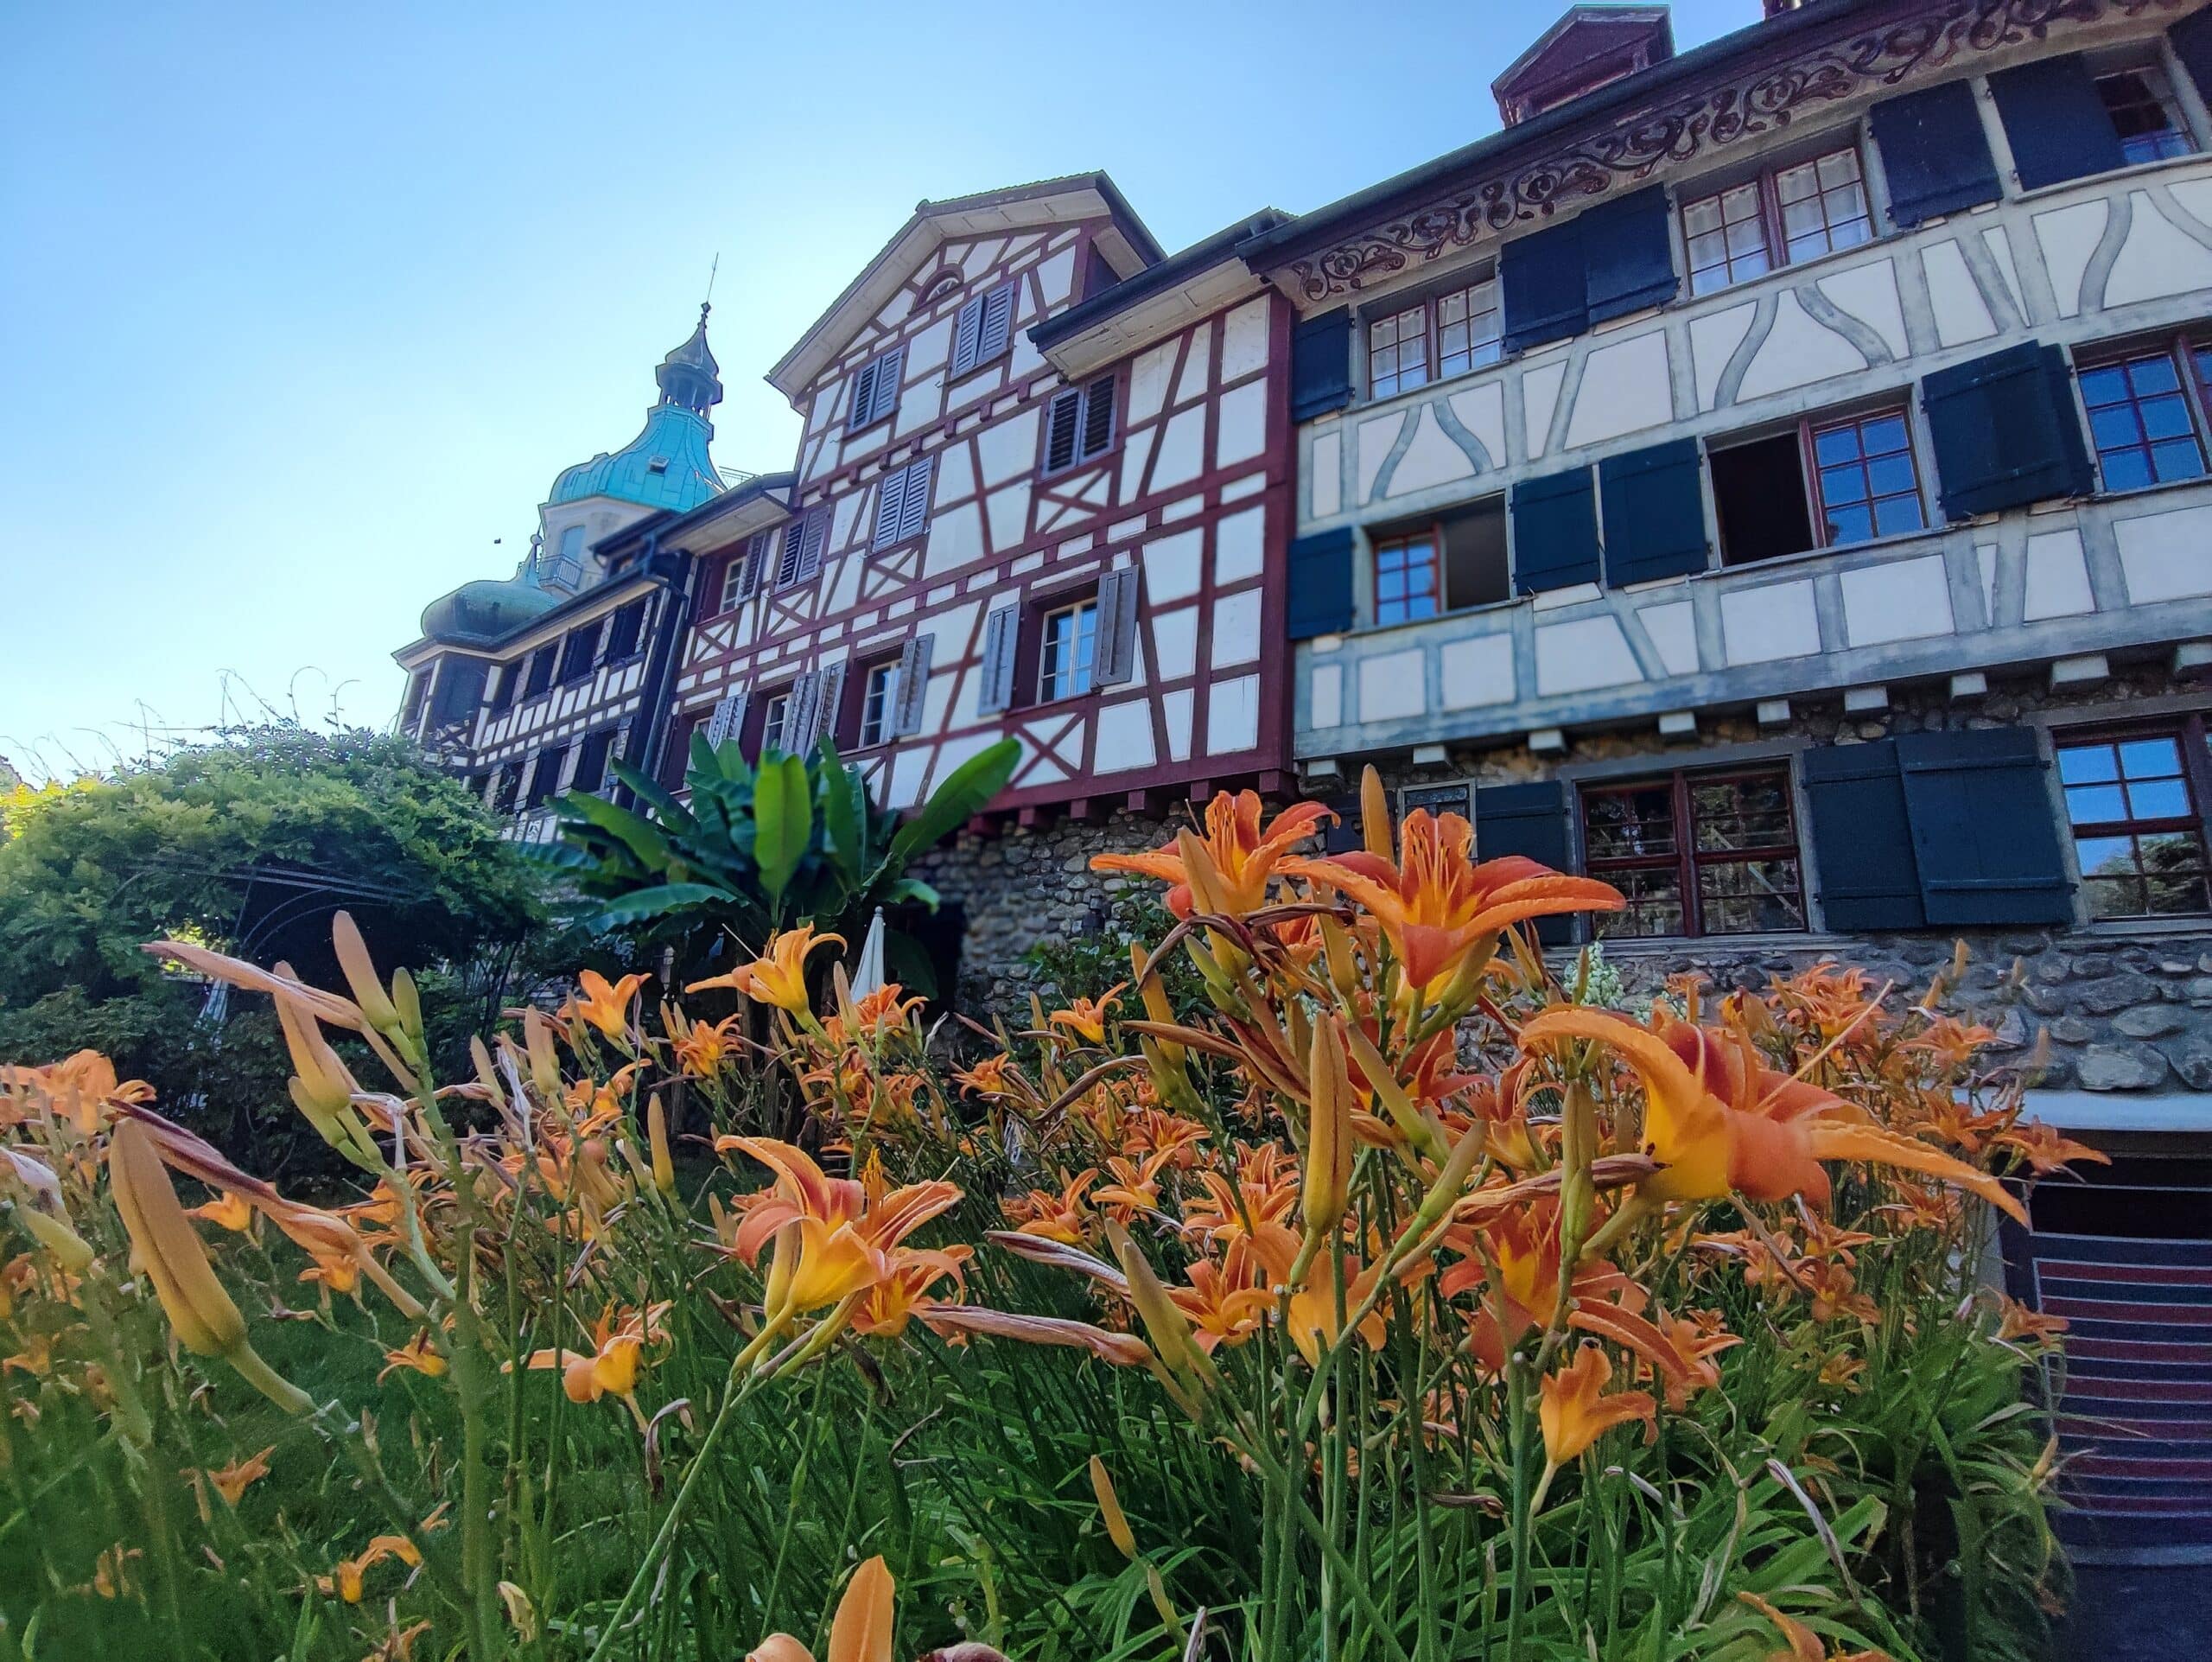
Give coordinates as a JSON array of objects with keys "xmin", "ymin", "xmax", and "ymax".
[
  {"xmin": 780, "ymin": 672, "xmax": 821, "ymax": 757},
  {"xmin": 1501, "ymin": 217, "xmax": 1588, "ymax": 352},
  {"xmin": 892, "ymin": 634, "xmax": 933, "ymax": 736},
  {"xmin": 775, "ymin": 519, "xmax": 806, "ymax": 586},
  {"xmin": 873, "ymin": 468, "xmax": 909, "ymax": 551},
  {"xmin": 845, "ymin": 360, "xmax": 879, "ymax": 435},
  {"xmin": 1580, "ymin": 186, "xmax": 1677, "ymax": 326},
  {"xmin": 1285, "ymin": 528, "xmax": 1355, "ymax": 640},
  {"xmin": 874, "ymin": 347, "xmax": 904, "ymax": 423},
  {"xmin": 1510, "ymin": 467, "xmax": 1603, "ymax": 593},
  {"xmin": 1801, "ymin": 742, "xmax": 1927, "ymax": 930},
  {"xmin": 795, "ymin": 510, "xmax": 830, "ymax": 583},
  {"xmin": 896, "ymin": 455, "xmax": 933, "ymax": 542},
  {"xmin": 950, "ymin": 294, "xmax": 986, "ymax": 377},
  {"xmin": 2173, "ymin": 7, "xmax": 2212, "ymax": 105},
  {"xmin": 737, "ymin": 530, "xmax": 770, "ymax": 599},
  {"xmin": 810, "ymin": 662, "xmax": 848, "ymax": 754},
  {"xmin": 1869, "ymin": 81, "xmax": 2001, "ymax": 226},
  {"xmin": 977, "ymin": 604, "xmax": 1020, "ymax": 714},
  {"xmin": 1291, "ymin": 308, "xmax": 1354, "ymax": 421},
  {"xmin": 704, "ymin": 691, "xmax": 745, "ymax": 749},
  {"xmin": 1044, "ymin": 388, "xmax": 1083, "ymax": 471},
  {"xmin": 1897, "ymin": 729, "xmax": 2075, "ymax": 925},
  {"xmin": 1989, "ymin": 54, "xmax": 2123, "ymax": 191},
  {"xmin": 1599, "ymin": 439, "xmax": 1708, "ymax": 586},
  {"xmin": 1922, "ymin": 342, "xmax": 2091, "ymax": 519},
  {"xmin": 1094, "ymin": 567, "xmax": 1141, "ymax": 686},
  {"xmin": 977, "ymin": 283, "xmax": 1014, "ymax": 361},
  {"xmin": 1473, "ymin": 781, "xmax": 1577, "ymax": 945},
  {"xmin": 1080, "ymin": 376, "xmax": 1116, "ymax": 460}
]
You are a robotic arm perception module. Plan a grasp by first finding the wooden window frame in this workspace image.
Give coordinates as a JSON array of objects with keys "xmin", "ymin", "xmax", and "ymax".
[
  {"xmin": 757, "ymin": 688, "xmax": 795, "ymax": 760},
  {"xmin": 2052, "ymin": 713, "xmax": 2212, "ymax": 920},
  {"xmin": 1372, "ymin": 523, "xmax": 1444, "ymax": 627},
  {"xmin": 855, "ymin": 658, "xmax": 900, "ymax": 750},
  {"xmin": 1364, "ymin": 273, "xmax": 1502, "ymax": 400},
  {"xmin": 715, "ymin": 552, "xmax": 750, "ymax": 614},
  {"xmin": 1579, "ymin": 764, "xmax": 1808, "ymax": 940},
  {"xmin": 1804, "ymin": 405, "xmax": 1927, "ymax": 547},
  {"xmin": 2074, "ymin": 331, "xmax": 2212, "ymax": 494},
  {"xmin": 2089, "ymin": 54, "xmax": 2197, "ymax": 166},
  {"xmin": 1035, "ymin": 596, "xmax": 1100, "ymax": 704},
  {"xmin": 1681, "ymin": 137, "xmax": 1872, "ymax": 296}
]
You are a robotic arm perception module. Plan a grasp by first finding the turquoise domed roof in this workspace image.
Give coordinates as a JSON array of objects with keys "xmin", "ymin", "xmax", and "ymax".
[
  {"xmin": 549, "ymin": 306, "xmax": 727, "ymax": 513},
  {"xmin": 419, "ymin": 564, "xmax": 563, "ymax": 646}
]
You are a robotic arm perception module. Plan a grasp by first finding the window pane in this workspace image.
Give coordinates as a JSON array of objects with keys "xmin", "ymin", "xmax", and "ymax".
[
  {"xmin": 2127, "ymin": 779, "xmax": 2191, "ymax": 819},
  {"xmin": 1820, "ymin": 463, "xmax": 1870, "ymax": 506},
  {"xmin": 1825, "ymin": 504, "xmax": 1874, "ymax": 544},
  {"xmin": 2057, "ymin": 743, "xmax": 2119, "ymax": 784},
  {"xmin": 1690, "ymin": 774, "xmax": 1794, "ymax": 851},
  {"xmin": 1813, "ymin": 425, "xmax": 1863, "ymax": 466},
  {"xmin": 2066, "ymin": 783, "xmax": 2129, "ymax": 824},
  {"xmin": 1698, "ymin": 858, "xmax": 1805, "ymax": 935},
  {"xmin": 1592, "ymin": 868, "xmax": 1683, "ymax": 939},
  {"xmin": 2117, "ymin": 736, "xmax": 2183, "ymax": 777},
  {"xmin": 1866, "ymin": 453, "xmax": 1917, "ymax": 496},
  {"xmin": 1583, "ymin": 786, "xmax": 1677, "ymax": 859},
  {"xmin": 1872, "ymin": 495, "xmax": 1925, "ymax": 536}
]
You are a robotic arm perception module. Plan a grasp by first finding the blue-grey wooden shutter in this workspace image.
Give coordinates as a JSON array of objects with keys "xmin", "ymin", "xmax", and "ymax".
[
  {"xmin": 1473, "ymin": 780, "xmax": 1577, "ymax": 945},
  {"xmin": 1501, "ymin": 217, "xmax": 1589, "ymax": 352},
  {"xmin": 950, "ymin": 294, "xmax": 986, "ymax": 377},
  {"xmin": 2172, "ymin": 7, "xmax": 2212, "ymax": 105},
  {"xmin": 795, "ymin": 509, "xmax": 830, "ymax": 583},
  {"xmin": 807, "ymin": 662, "xmax": 847, "ymax": 754},
  {"xmin": 1990, "ymin": 54, "xmax": 2122, "ymax": 191},
  {"xmin": 873, "ymin": 467, "xmax": 909, "ymax": 551},
  {"xmin": 977, "ymin": 604, "xmax": 1020, "ymax": 713},
  {"xmin": 1285, "ymin": 527, "xmax": 1355, "ymax": 640},
  {"xmin": 892, "ymin": 634, "xmax": 933, "ymax": 735},
  {"xmin": 1580, "ymin": 187, "xmax": 1677, "ymax": 326},
  {"xmin": 845, "ymin": 359, "xmax": 879, "ymax": 434},
  {"xmin": 976, "ymin": 283, "xmax": 1014, "ymax": 361},
  {"xmin": 896, "ymin": 455, "xmax": 933, "ymax": 542},
  {"xmin": 1800, "ymin": 742, "xmax": 1927, "ymax": 930},
  {"xmin": 1079, "ymin": 375, "xmax": 1116, "ymax": 460},
  {"xmin": 1923, "ymin": 342, "xmax": 2091, "ymax": 519},
  {"xmin": 1044, "ymin": 387, "xmax": 1083, "ymax": 471},
  {"xmin": 1510, "ymin": 467, "xmax": 1602, "ymax": 593},
  {"xmin": 1291, "ymin": 308, "xmax": 1354, "ymax": 420},
  {"xmin": 1897, "ymin": 728, "xmax": 2074, "ymax": 925},
  {"xmin": 775, "ymin": 519, "xmax": 807, "ymax": 586},
  {"xmin": 737, "ymin": 529, "xmax": 771, "ymax": 599},
  {"xmin": 704, "ymin": 691, "xmax": 745, "ymax": 749},
  {"xmin": 1599, "ymin": 439, "xmax": 1708, "ymax": 586},
  {"xmin": 1868, "ymin": 81, "xmax": 2001, "ymax": 226},
  {"xmin": 1094, "ymin": 567, "xmax": 1141, "ymax": 685}
]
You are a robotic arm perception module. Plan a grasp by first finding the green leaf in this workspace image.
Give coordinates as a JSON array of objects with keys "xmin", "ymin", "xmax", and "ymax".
[
  {"xmin": 607, "ymin": 759, "xmax": 697, "ymax": 834},
  {"xmin": 879, "ymin": 876, "xmax": 939, "ymax": 909},
  {"xmin": 753, "ymin": 755, "xmax": 813, "ymax": 907},
  {"xmin": 557, "ymin": 791, "xmax": 674, "ymax": 874},
  {"xmin": 822, "ymin": 755, "xmax": 868, "ymax": 879},
  {"xmin": 887, "ymin": 738, "xmax": 1020, "ymax": 869},
  {"xmin": 588, "ymin": 882, "xmax": 732, "ymax": 928}
]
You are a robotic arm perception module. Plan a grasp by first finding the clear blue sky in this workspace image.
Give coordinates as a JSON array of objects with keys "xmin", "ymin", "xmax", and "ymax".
[{"xmin": 0, "ymin": 0, "xmax": 1751, "ymax": 784}]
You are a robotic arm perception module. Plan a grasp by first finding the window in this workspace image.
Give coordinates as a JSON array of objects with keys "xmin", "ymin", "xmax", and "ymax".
[
  {"xmin": 2094, "ymin": 63, "xmax": 2192, "ymax": 164},
  {"xmin": 949, "ymin": 283, "xmax": 1015, "ymax": 378},
  {"xmin": 1580, "ymin": 767, "xmax": 1807, "ymax": 938},
  {"xmin": 402, "ymin": 671, "xmax": 429, "ymax": 723},
  {"xmin": 491, "ymin": 765, "xmax": 520, "ymax": 814},
  {"xmin": 601, "ymin": 599, "xmax": 646, "ymax": 663},
  {"xmin": 873, "ymin": 455, "xmax": 934, "ymax": 550},
  {"xmin": 1366, "ymin": 277, "xmax": 1501, "ymax": 398},
  {"xmin": 1038, "ymin": 600, "xmax": 1098, "ymax": 702},
  {"xmin": 718, "ymin": 533, "xmax": 771, "ymax": 613},
  {"xmin": 1683, "ymin": 143, "xmax": 1871, "ymax": 296},
  {"xmin": 1375, "ymin": 532, "xmax": 1440, "ymax": 626},
  {"xmin": 557, "ymin": 622, "xmax": 601, "ymax": 684},
  {"xmin": 858, "ymin": 660, "xmax": 899, "ymax": 748},
  {"xmin": 1044, "ymin": 376, "xmax": 1116, "ymax": 472},
  {"xmin": 1711, "ymin": 404, "xmax": 1924, "ymax": 566},
  {"xmin": 847, "ymin": 346, "xmax": 903, "ymax": 433},
  {"xmin": 2056, "ymin": 721, "xmax": 2212, "ymax": 918},
  {"xmin": 760, "ymin": 691, "xmax": 793, "ymax": 757},
  {"xmin": 522, "ymin": 643, "xmax": 556, "ymax": 700},
  {"xmin": 523, "ymin": 747, "xmax": 566, "ymax": 808},
  {"xmin": 2076, "ymin": 344, "xmax": 2207, "ymax": 491},
  {"xmin": 774, "ymin": 511, "xmax": 829, "ymax": 589},
  {"xmin": 545, "ymin": 525, "xmax": 586, "ymax": 587},
  {"xmin": 571, "ymin": 729, "xmax": 616, "ymax": 795}
]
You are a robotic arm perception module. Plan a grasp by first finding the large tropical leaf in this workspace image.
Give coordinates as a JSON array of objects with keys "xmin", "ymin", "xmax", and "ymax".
[
  {"xmin": 821, "ymin": 753, "xmax": 871, "ymax": 885},
  {"xmin": 607, "ymin": 759, "xmax": 697, "ymax": 834},
  {"xmin": 753, "ymin": 754, "xmax": 813, "ymax": 908},
  {"xmin": 887, "ymin": 738, "xmax": 1020, "ymax": 867},
  {"xmin": 588, "ymin": 882, "xmax": 733, "ymax": 928},
  {"xmin": 558, "ymin": 790, "xmax": 675, "ymax": 874}
]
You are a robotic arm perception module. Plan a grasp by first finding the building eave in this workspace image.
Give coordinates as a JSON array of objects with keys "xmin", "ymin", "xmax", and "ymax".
[
  {"xmin": 597, "ymin": 469, "xmax": 798, "ymax": 563},
  {"xmin": 1031, "ymin": 210, "xmax": 1288, "ymax": 379}
]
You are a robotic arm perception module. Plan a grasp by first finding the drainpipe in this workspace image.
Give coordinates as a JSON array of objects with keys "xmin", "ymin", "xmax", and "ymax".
[{"xmin": 617, "ymin": 530, "xmax": 699, "ymax": 811}]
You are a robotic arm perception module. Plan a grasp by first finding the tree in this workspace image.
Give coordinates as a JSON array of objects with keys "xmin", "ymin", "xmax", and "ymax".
[
  {"xmin": 546, "ymin": 730, "xmax": 1020, "ymax": 994},
  {"xmin": 0, "ymin": 726, "xmax": 554, "ymax": 1170}
]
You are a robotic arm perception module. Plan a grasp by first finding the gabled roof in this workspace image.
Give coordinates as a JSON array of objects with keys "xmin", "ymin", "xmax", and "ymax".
[
  {"xmin": 1031, "ymin": 209, "xmax": 1290, "ymax": 380},
  {"xmin": 766, "ymin": 174, "xmax": 1166, "ymax": 401},
  {"xmin": 1491, "ymin": 3, "xmax": 1674, "ymax": 118}
]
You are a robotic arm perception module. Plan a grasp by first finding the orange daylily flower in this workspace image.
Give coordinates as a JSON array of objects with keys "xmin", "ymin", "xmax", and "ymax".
[
  {"xmin": 1167, "ymin": 1237, "xmax": 1277, "ymax": 1352},
  {"xmin": 188, "ymin": 1190, "xmax": 256, "ymax": 1232},
  {"xmin": 717, "ymin": 1139, "xmax": 961, "ymax": 1315},
  {"xmin": 188, "ymin": 1445, "xmax": 274, "ymax": 1507},
  {"xmin": 1738, "ymin": 1592, "xmax": 1894, "ymax": 1662},
  {"xmin": 1286, "ymin": 785, "xmax": 1622, "ymax": 995},
  {"xmin": 671, "ymin": 1010, "xmax": 742, "ymax": 1077},
  {"xmin": 690, "ymin": 925, "xmax": 845, "ymax": 1015},
  {"xmin": 1539, "ymin": 1340, "xmax": 1656, "ymax": 1468},
  {"xmin": 1091, "ymin": 789, "xmax": 1332, "ymax": 918},
  {"xmin": 1517, "ymin": 1006, "xmax": 2029, "ymax": 1225},
  {"xmin": 562, "ymin": 969, "xmax": 649, "ymax": 1043},
  {"xmin": 378, "ymin": 1330, "xmax": 448, "ymax": 1382},
  {"xmin": 1003, "ymin": 1168, "xmax": 1097, "ymax": 1243},
  {"xmin": 1569, "ymin": 1300, "xmax": 1741, "ymax": 1411},
  {"xmin": 748, "ymin": 1554, "xmax": 896, "ymax": 1662},
  {"xmin": 1047, "ymin": 985, "xmax": 1125, "ymax": 1045}
]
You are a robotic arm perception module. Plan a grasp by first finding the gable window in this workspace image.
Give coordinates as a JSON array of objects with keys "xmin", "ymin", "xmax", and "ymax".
[
  {"xmin": 1366, "ymin": 277, "xmax": 1502, "ymax": 399},
  {"xmin": 1710, "ymin": 404, "xmax": 1924, "ymax": 566},
  {"xmin": 2075, "ymin": 342, "xmax": 2208, "ymax": 491},
  {"xmin": 1038, "ymin": 599, "xmax": 1098, "ymax": 702},
  {"xmin": 2056, "ymin": 720, "xmax": 2212, "ymax": 918},
  {"xmin": 1682, "ymin": 143, "xmax": 1871, "ymax": 296},
  {"xmin": 544, "ymin": 525, "xmax": 586, "ymax": 588},
  {"xmin": 873, "ymin": 455, "xmax": 935, "ymax": 551},
  {"xmin": 1044, "ymin": 375, "xmax": 1116, "ymax": 473},
  {"xmin": 949, "ymin": 283, "xmax": 1016, "ymax": 379},
  {"xmin": 2096, "ymin": 63, "xmax": 2193, "ymax": 163},
  {"xmin": 846, "ymin": 345, "xmax": 904, "ymax": 435},
  {"xmin": 402, "ymin": 671, "xmax": 429, "ymax": 723},
  {"xmin": 487, "ymin": 662, "xmax": 519, "ymax": 716},
  {"xmin": 1580, "ymin": 767, "xmax": 1807, "ymax": 939},
  {"xmin": 760, "ymin": 690, "xmax": 794, "ymax": 757},
  {"xmin": 857, "ymin": 659, "xmax": 899, "ymax": 748}
]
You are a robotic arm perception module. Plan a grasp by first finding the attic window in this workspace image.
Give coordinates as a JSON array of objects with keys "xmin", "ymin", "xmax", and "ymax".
[
  {"xmin": 920, "ymin": 271, "xmax": 961, "ymax": 304},
  {"xmin": 647, "ymin": 455, "xmax": 671, "ymax": 474}
]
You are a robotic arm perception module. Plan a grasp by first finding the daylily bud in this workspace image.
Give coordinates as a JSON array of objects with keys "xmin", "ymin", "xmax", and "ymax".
[
  {"xmin": 1089, "ymin": 1455, "xmax": 1137, "ymax": 1559},
  {"xmin": 1360, "ymin": 764, "xmax": 1393, "ymax": 859},
  {"xmin": 1105, "ymin": 1221, "xmax": 1212, "ymax": 1391},
  {"xmin": 1320, "ymin": 917, "xmax": 1359, "ymax": 1001},
  {"xmin": 646, "ymin": 1094, "xmax": 677, "ymax": 1195},
  {"xmin": 390, "ymin": 968, "xmax": 423, "ymax": 1051},
  {"xmin": 108, "ymin": 1120, "xmax": 246, "ymax": 1358},
  {"xmin": 524, "ymin": 1010, "xmax": 562, "ymax": 1100},
  {"xmin": 16, "ymin": 1205, "xmax": 94, "ymax": 1274},
  {"xmin": 330, "ymin": 912, "xmax": 400, "ymax": 1034},
  {"xmin": 1303, "ymin": 1017, "xmax": 1353, "ymax": 1239},
  {"xmin": 1557, "ymin": 1081, "xmax": 1598, "ymax": 1262}
]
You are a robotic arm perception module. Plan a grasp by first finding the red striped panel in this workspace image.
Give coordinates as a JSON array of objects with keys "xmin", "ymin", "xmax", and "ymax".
[
  {"xmin": 2067, "ymin": 1335, "xmax": 2212, "ymax": 1364},
  {"xmin": 2041, "ymin": 1260, "xmax": 2212, "ymax": 1287},
  {"xmin": 2041, "ymin": 1296, "xmax": 2212, "ymax": 1324}
]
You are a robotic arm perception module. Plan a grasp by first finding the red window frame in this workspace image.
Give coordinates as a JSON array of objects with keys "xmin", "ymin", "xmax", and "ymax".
[
  {"xmin": 1579, "ymin": 765, "xmax": 1808, "ymax": 939},
  {"xmin": 1682, "ymin": 141, "xmax": 1872, "ymax": 296},
  {"xmin": 2053, "ymin": 715, "xmax": 2212, "ymax": 920},
  {"xmin": 2074, "ymin": 334, "xmax": 2212, "ymax": 493},
  {"xmin": 1805, "ymin": 406, "xmax": 1926, "ymax": 546},
  {"xmin": 1365, "ymin": 275, "xmax": 1502, "ymax": 399},
  {"xmin": 1372, "ymin": 525, "xmax": 1442, "ymax": 626}
]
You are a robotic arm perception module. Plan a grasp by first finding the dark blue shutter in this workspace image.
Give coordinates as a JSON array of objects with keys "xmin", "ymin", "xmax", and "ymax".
[
  {"xmin": 1869, "ymin": 81, "xmax": 2002, "ymax": 226},
  {"xmin": 1292, "ymin": 309, "xmax": 1353, "ymax": 421},
  {"xmin": 1923, "ymin": 342, "xmax": 2091, "ymax": 519},
  {"xmin": 1581, "ymin": 187, "xmax": 1677, "ymax": 326},
  {"xmin": 1474, "ymin": 780, "xmax": 1576, "ymax": 945},
  {"xmin": 1800, "ymin": 742, "xmax": 1927, "ymax": 930},
  {"xmin": 2173, "ymin": 7, "xmax": 2212, "ymax": 105},
  {"xmin": 950, "ymin": 295, "xmax": 984, "ymax": 377},
  {"xmin": 1286, "ymin": 528, "xmax": 1355, "ymax": 640},
  {"xmin": 1510, "ymin": 468, "xmax": 1602, "ymax": 593},
  {"xmin": 1599, "ymin": 439, "xmax": 1708, "ymax": 586},
  {"xmin": 1990, "ymin": 54, "xmax": 2123, "ymax": 191},
  {"xmin": 1501, "ymin": 216, "xmax": 1589, "ymax": 352},
  {"xmin": 1897, "ymin": 729, "xmax": 2074, "ymax": 926}
]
